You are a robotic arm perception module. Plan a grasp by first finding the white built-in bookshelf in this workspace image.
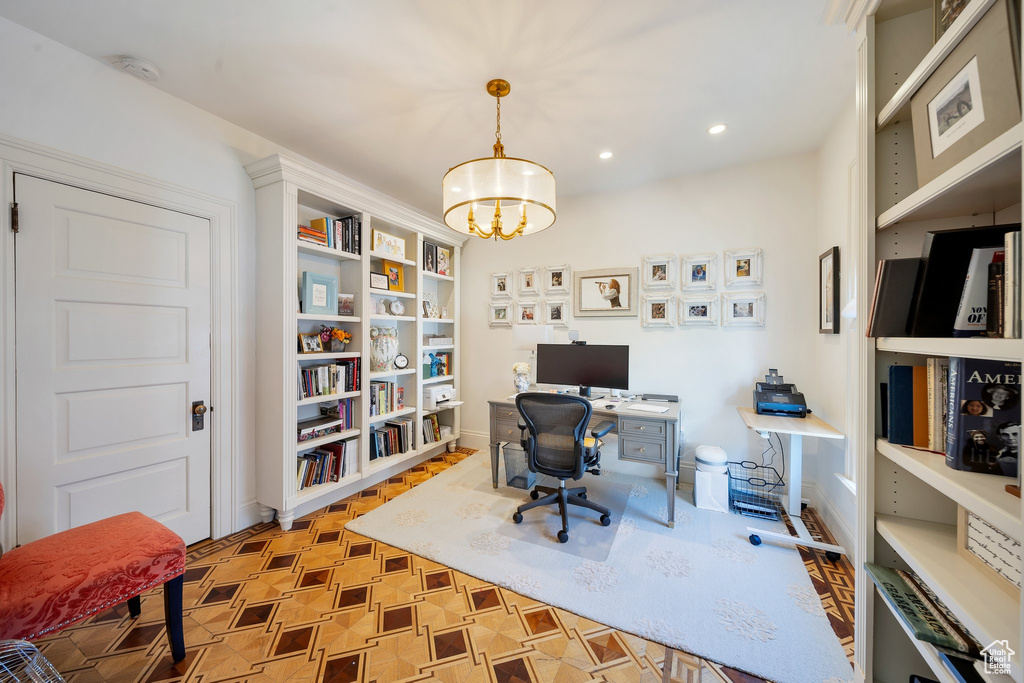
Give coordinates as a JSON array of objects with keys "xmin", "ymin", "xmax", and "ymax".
[
  {"xmin": 850, "ymin": 1, "xmax": 1024, "ymax": 680},
  {"xmin": 246, "ymin": 154, "xmax": 464, "ymax": 530}
]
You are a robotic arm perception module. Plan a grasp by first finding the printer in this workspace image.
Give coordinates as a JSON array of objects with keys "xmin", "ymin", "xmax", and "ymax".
[
  {"xmin": 424, "ymin": 384, "xmax": 456, "ymax": 410},
  {"xmin": 753, "ymin": 369, "xmax": 808, "ymax": 418}
]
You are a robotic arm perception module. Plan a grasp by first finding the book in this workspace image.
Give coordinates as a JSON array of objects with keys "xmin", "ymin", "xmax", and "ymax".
[
  {"xmin": 907, "ymin": 224, "xmax": 1020, "ymax": 337},
  {"xmin": 953, "ymin": 247, "xmax": 1001, "ymax": 337},
  {"xmin": 945, "ymin": 356, "xmax": 1021, "ymax": 477},
  {"xmin": 986, "ymin": 251, "xmax": 1005, "ymax": 337},
  {"xmin": 867, "ymin": 258, "xmax": 921, "ymax": 337},
  {"xmin": 912, "ymin": 365, "xmax": 928, "ymax": 448},
  {"xmin": 888, "ymin": 365, "xmax": 916, "ymax": 446},
  {"xmin": 1005, "ymin": 231, "xmax": 1020, "ymax": 338},
  {"xmin": 927, "ymin": 358, "xmax": 951, "ymax": 451}
]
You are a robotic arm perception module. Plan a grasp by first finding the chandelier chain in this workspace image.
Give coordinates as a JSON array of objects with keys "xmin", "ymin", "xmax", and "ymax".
[{"xmin": 495, "ymin": 96, "xmax": 501, "ymax": 145}]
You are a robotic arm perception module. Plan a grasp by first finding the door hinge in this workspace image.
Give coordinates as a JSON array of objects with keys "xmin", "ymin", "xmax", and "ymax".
[{"xmin": 10, "ymin": 202, "xmax": 18, "ymax": 233}]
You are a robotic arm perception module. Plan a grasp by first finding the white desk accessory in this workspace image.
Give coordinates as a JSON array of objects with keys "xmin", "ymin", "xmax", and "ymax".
[{"xmin": 625, "ymin": 403, "xmax": 669, "ymax": 414}]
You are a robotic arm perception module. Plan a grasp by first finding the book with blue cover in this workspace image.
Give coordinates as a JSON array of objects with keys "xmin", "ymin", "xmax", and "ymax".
[
  {"xmin": 888, "ymin": 365, "xmax": 916, "ymax": 446},
  {"xmin": 945, "ymin": 357, "xmax": 1021, "ymax": 477}
]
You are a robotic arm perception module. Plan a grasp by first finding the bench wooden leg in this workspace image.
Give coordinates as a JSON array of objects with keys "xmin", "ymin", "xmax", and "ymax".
[
  {"xmin": 163, "ymin": 575, "xmax": 185, "ymax": 662},
  {"xmin": 127, "ymin": 595, "xmax": 141, "ymax": 618}
]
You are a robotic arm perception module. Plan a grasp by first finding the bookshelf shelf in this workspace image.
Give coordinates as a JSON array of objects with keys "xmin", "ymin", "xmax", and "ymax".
[
  {"xmin": 297, "ymin": 351, "xmax": 361, "ymax": 361},
  {"xmin": 875, "ymin": 336, "xmax": 1023, "ymax": 362},
  {"xmin": 297, "ymin": 428, "xmax": 360, "ymax": 453},
  {"xmin": 873, "ymin": 583, "xmax": 956, "ymax": 683},
  {"xmin": 876, "ymin": 514, "xmax": 1021, "ymax": 676},
  {"xmin": 368, "ymin": 406, "xmax": 417, "ymax": 424},
  {"xmin": 297, "ymin": 313, "xmax": 360, "ymax": 323},
  {"xmin": 365, "ymin": 448, "xmax": 423, "ymax": 475},
  {"xmin": 876, "ymin": 124, "xmax": 1022, "ymax": 230},
  {"xmin": 368, "ymin": 250, "xmax": 416, "ymax": 266},
  {"xmin": 297, "ymin": 390, "xmax": 360, "ymax": 407},
  {"xmin": 424, "ymin": 344, "xmax": 455, "ymax": 351},
  {"xmin": 369, "ymin": 313, "xmax": 416, "ymax": 322},
  {"xmin": 370, "ymin": 289, "xmax": 416, "ymax": 299},
  {"xmin": 423, "ymin": 271, "xmax": 455, "ymax": 282},
  {"xmin": 422, "ymin": 317, "xmax": 455, "ymax": 324},
  {"xmin": 368, "ymin": 369, "xmax": 416, "ymax": 380},
  {"xmin": 423, "ymin": 375, "xmax": 454, "ymax": 385},
  {"xmin": 876, "ymin": 439, "xmax": 1023, "ymax": 541},
  {"xmin": 295, "ymin": 471, "xmax": 364, "ymax": 504},
  {"xmin": 297, "ymin": 240, "xmax": 361, "ymax": 261}
]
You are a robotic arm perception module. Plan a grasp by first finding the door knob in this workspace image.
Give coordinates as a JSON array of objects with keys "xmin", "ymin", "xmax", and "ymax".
[
  {"xmin": 194, "ymin": 404, "xmax": 208, "ymax": 416},
  {"xmin": 192, "ymin": 401, "xmax": 207, "ymax": 431}
]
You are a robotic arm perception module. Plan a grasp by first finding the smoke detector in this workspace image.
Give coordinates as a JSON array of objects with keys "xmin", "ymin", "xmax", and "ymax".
[{"xmin": 110, "ymin": 55, "xmax": 160, "ymax": 82}]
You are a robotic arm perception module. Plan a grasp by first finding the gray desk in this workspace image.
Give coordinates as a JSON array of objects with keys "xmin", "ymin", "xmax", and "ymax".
[{"xmin": 488, "ymin": 396, "xmax": 682, "ymax": 527}]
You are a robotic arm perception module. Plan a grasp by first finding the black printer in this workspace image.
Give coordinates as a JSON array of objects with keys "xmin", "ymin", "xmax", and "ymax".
[{"xmin": 753, "ymin": 369, "xmax": 807, "ymax": 418}]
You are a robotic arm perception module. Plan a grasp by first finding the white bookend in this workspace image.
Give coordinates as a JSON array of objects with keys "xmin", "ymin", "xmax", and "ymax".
[{"xmin": 953, "ymin": 247, "xmax": 1001, "ymax": 337}]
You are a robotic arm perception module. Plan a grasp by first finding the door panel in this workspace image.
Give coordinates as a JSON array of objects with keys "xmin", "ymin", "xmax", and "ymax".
[{"xmin": 15, "ymin": 174, "xmax": 211, "ymax": 544}]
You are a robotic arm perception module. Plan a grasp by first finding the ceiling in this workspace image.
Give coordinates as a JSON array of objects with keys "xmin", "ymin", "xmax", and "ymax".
[{"xmin": 0, "ymin": 1, "xmax": 855, "ymax": 216}]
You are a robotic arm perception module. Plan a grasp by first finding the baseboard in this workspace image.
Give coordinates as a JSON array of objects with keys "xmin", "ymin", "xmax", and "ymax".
[
  {"xmin": 234, "ymin": 499, "xmax": 262, "ymax": 534},
  {"xmin": 459, "ymin": 430, "xmax": 490, "ymax": 452},
  {"xmin": 804, "ymin": 479, "xmax": 856, "ymax": 564}
]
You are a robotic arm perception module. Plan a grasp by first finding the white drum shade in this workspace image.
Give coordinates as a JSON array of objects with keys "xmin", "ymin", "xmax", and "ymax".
[{"xmin": 442, "ymin": 156, "xmax": 556, "ymax": 237}]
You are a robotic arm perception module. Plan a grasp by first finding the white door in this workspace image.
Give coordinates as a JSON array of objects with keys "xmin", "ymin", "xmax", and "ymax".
[{"xmin": 14, "ymin": 174, "xmax": 211, "ymax": 545}]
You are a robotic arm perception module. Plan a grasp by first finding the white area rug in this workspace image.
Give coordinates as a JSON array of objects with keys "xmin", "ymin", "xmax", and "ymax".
[{"xmin": 345, "ymin": 452, "xmax": 852, "ymax": 683}]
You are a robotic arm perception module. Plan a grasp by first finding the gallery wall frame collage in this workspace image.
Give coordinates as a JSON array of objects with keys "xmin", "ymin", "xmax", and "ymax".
[{"xmin": 489, "ymin": 249, "xmax": 772, "ymax": 329}]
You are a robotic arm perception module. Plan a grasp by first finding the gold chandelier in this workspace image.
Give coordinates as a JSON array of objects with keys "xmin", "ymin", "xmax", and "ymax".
[{"xmin": 442, "ymin": 79, "xmax": 556, "ymax": 241}]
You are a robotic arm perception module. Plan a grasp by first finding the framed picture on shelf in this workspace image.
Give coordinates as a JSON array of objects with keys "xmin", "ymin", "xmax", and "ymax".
[
  {"xmin": 545, "ymin": 265, "xmax": 570, "ymax": 295},
  {"xmin": 642, "ymin": 254, "xmax": 676, "ymax": 290},
  {"xmin": 491, "ymin": 272, "xmax": 511, "ymax": 299},
  {"xmin": 678, "ymin": 295, "xmax": 719, "ymax": 326},
  {"xmin": 934, "ymin": 0, "xmax": 969, "ymax": 42},
  {"xmin": 423, "ymin": 291, "xmax": 439, "ymax": 318},
  {"xmin": 545, "ymin": 299, "xmax": 568, "ymax": 327},
  {"xmin": 338, "ymin": 293, "xmax": 355, "ymax": 317},
  {"xmin": 300, "ymin": 271, "xmax": 338, "ymax": 316},
  {"xmin": 437, "ymin": 247, "xmax": 451, "ymax": 276},
  {"xmin": 722, "ymin": 291, "xmax": 766, "ymax": 327},
  {"xmin": 723, "ymin": 248, "xmax": 763, "ymax": 287},
  {"xmin": 382, "ymin": 259, "xmax": 405, "ymax": 292},
  {"xmin": 519, "ymin": 267, "xmax": 539, "ymax": 296},
  {"xmin": 370, "ymin": 272, "xmax": 389, "ymax": 290},
  {"xmin": 371, "ymin": 229, "xmax": 405, "ymax": 258},
  {"xmin": 517, "ymin": 301, "xmax": 537, "ymax": 324},
  {"xmin": 641, "ymin": 294, "xmax": 675, "ymax": 327},
  {"xmin": 819, "ymin": 247, "xmax": 840, "ymax": 334},
  {"xmin": 573, "ymin": 267, "xmax": 639, "ymax": 318},
  {"xmin": 489, "ymin": 302, "xmax": 512, "ymax": 327},
  {"xmin": 298, "ymin": 332, "xmax": 323, "ymax": 354},
  {"xmin": 681, "ymin": 253, "xmax": 717, "ymax": 291},
  {"xmin": 423, "ymin": 242, "xmax": 438, "ymax": 273}
]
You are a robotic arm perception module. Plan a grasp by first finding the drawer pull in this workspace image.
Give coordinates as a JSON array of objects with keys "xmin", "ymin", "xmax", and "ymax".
[
  {"xmin": 506, "ymin": 429, "xmax": 514, "ymax": 436},
  {"xmin": 507, "ymin": 411, "xmax": 515, "ymax": 417},
  {"xmin": 639, "ymin": 426, "xmax": 645, "ymax": 431},
  {"xmin": 640, "ymin": 447, "xmax": 645, "ymax": 453}
]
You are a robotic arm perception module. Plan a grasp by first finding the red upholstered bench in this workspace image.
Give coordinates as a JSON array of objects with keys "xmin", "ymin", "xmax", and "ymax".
[{"xmin": 0, "ymin": 482, "xmax": 187, "ymax": 662}]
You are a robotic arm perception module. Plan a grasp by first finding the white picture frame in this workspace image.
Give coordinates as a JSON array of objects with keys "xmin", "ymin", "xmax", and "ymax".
[
  {"xmin": 722, "ymin": 292, "xmax": 766, "ymax": 327},
  {"xmin": 723, "ymin": 247, "xmax": 764, "ymax": 288},
  {"xmin": 491, "ymin": 272, "xmax": 511, "ymax": 299},
  {"xmin": 680, "ymin": 253, "xmax": 717, "ymax": 291},
  {"xmin": 545, "ymin": 299, "xmax": 569, "ymax": 327},
  {"xmin": 678, "ymin": 295, "xmax": 719, "ymax": 326},
  {"xmin": 573, "ymin": 267, "xmax": 639, "ymax": 318},
  {"xmin": 519, "ymin": 267, "xmax": 539, "ymax": 297},
  {"xmin": 928, "ymin": 56, "xmax": 985, "ymax": 158},
  {"xmin": 489, "ymin": 302, "xmax": 512, "ymax": 327},
  {"xmin": 642, "ymin": 254, "xmax": 677, "ymax": 290},
  {"xmin": 641, "ymin": 294, "xmax": 675, "ymax": 327},
  {"xmin": 545, "ymin": 265, "xmax": 571, "ymax": 295},
  {"xmin": 517, "ymin": 301, "xmax": 538, "ymax": 324}
]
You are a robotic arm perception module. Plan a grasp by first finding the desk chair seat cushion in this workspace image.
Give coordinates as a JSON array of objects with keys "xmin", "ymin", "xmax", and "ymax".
[{"xmin": 0, "ymin": 511, "xmax": 186, "ymax": 641}]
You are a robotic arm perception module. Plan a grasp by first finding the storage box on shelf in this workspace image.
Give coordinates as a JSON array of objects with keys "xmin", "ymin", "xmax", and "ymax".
[
  {"xmin": 847, "ymin": 0, "xmax": 1024, "ymax": 679},
  {"xmin": 248, "ymin": 154, "xmax": 465, "ymax": 530}
]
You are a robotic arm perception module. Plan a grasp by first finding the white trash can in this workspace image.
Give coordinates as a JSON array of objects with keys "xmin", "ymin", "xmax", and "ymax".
[{"xmin": 694, "ymin": 444, "xmax": 730, "ymax": 513}]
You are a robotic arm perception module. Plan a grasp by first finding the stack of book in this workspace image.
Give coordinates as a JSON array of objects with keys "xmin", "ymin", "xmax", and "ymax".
[
  {"xmin": 296, "ymin": 414, "xmax": 343, "ymax": 443},
  {"xmin": 297, "ymin": 215, "xmax": 361, "ymax": 255},
  {"xmin": 885, "ymin": 359, "xmax": 949, "ymax": 451},
  {"xmin": 370, "ymin": 418, "xmax": 415, "ymax": 460},
  {"xmin": 318, "ymin": 399, "xmax": 354, "ymax": 432},
  {"xmin": 336, "ymin": 358, "xmax": 360, "ymax": 392},
  {"xmin": 296, "ymin": 440, "xmax": 351, "ymax": 490},
  {"xmin": 368, "ymin": 380, "xmax": 403, "ymax": 416},
  {"xmin": 422, "ymin": 414, "xmax": 443, "ymax": 444},
  {"xmin": 298, "ymin": 363, "xmax": 347, "ymax": 400},
  {"xmin": 868, "ymin": 224, "xmax": 1022, "ymax": 338}
]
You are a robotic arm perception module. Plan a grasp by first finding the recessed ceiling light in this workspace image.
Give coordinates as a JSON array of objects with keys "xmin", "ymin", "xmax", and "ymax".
[
  {"xmin": 599, "ymin": 151, "xmax": 613, "ymax": 160},
  {"xmin": 707, "ymin": 123, "xmax": 727, "ymax": 135}
]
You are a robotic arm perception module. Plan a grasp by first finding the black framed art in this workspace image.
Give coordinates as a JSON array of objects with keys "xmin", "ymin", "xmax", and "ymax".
[{"xmin": 819, "ymin": 246, "xmax": 840, "ymax": 334}]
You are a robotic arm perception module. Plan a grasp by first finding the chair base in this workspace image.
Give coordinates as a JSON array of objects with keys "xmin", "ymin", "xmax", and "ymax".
[{"xmin": 514, "ymin": 482, "xmax": 611, "ymax": 542}]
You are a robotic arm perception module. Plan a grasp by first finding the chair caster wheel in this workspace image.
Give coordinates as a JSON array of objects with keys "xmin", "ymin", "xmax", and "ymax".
[
  {"xmin": 801, "ymin": 502, "xmax": 808, "ymax": 511},
  {"xmin": 557, "ymin": 530, "xmax": 569, "ymax": 543},
  {"xmin": 600, "ymin": 514, "xmax": 611, "ymax": 527},
  {"xmin": 825, "ymin": 551, "xmax": 841, "ymax": 563},
  {"xmin": 512, "ymin": 512, "xmax": 523, "ymax": 524},
  {"xmin": 749, "ymin": 534, "xmax": 761, "ymax": 546},
  {"xmin": 530, "ymin": 490, "xmax": 540, "ymax": 500}
]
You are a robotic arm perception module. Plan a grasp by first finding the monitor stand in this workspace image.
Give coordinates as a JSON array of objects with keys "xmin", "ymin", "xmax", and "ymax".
[{"xmin": 577, "ymin": 386, "xmax": 605, "ymax": 400}]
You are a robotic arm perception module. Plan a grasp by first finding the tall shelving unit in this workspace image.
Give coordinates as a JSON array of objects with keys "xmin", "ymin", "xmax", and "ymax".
[
  {"xmin": 247, "ymin": 154, "xmax": 465, "ymax": 530},
  {"xmin": 849, "ymin": 1, "xmax": 1024, "ymax": 680}
]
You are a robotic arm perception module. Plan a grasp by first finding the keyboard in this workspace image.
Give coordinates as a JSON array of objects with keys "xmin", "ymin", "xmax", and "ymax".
[{"xmin": 625, "ymin": 404, "xmax": 669, "ymax": 414}]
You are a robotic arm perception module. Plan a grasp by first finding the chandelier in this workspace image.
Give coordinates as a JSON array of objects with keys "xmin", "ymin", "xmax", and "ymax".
[{"xmin": 442, "ymin": 79, "xmax": 556, "ymax": 241}]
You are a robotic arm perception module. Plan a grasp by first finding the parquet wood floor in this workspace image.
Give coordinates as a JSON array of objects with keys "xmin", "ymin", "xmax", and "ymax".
[{"xmin": 34, "ymin": 449, "xmax": 855, "ymax": 682}]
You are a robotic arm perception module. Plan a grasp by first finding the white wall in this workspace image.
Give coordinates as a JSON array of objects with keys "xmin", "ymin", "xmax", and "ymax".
[{"xmin": 459, "ymin": 153, "xmax": 831, "ymax": 486}]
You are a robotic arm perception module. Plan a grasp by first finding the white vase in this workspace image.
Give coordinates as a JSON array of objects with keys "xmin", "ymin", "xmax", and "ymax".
[
  {"xmin": 369, "ymin": 327, "xmax": 398, "ymax": 372},
  {"xmin": 514, "ymin": 372, "xmax": 530, "ymax": 392}
]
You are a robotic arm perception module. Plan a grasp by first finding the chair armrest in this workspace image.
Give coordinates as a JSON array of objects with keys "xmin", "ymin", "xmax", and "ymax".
[{"xmin": 591, "ymin": 420, "xmax": 615, "ymax": 439}]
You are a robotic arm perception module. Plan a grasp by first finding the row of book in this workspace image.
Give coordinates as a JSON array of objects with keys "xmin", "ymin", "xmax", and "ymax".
[
  {"xmin": 296, "ymin": 399, "xmax": 355, "ymax": 443},
  {"xmin": 422, "ymin": 414, "xmax": 443, "ymax": 443},
  {"xmin": 865, "ymin": 563, "xmax": 986, "ymax": 682},
  {"xmin": 296, "ymin": 440, "xmax": 352, "ymax": 490},
  {"xmin": 886, "ymin": 356, "xmax": 1020, "ymax": 478},
  {"xmin": 368, "ymin": 380, "xmax": 404, "ymax": 416},
  {"xmin": 297, "ymin": 215, "xmax": 361, "ymax": 254},
  {"xmin": 370, "ymin": 419, "xmax": 415, "ymax": 460},
  {"xmin": 868, "ymin": 224, "xmax": 1022, "ymax": 338},
  {"xmin": 297, "ymin": 359, "xmax": 360, "ymax": 400}
]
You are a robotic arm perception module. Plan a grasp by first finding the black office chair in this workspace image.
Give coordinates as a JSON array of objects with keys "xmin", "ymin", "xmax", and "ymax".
[{"xmin": 511, "ymin": 393, "xmax": 615, "ymax": 543}]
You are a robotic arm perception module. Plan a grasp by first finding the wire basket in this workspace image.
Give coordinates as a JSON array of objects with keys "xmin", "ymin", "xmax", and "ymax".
[
  {"xmin": 727, "ymin": 460, "xmax": 785, "ymax": 521},
  {"xmin": 0, "ymin": 640, "xmax": 66, "ymax": 682}
]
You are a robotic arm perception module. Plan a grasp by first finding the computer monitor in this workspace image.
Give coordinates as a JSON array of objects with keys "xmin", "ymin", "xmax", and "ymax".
[{"xmin": 535, "ymin": 344, "xmax": 629, "ymax": 397}]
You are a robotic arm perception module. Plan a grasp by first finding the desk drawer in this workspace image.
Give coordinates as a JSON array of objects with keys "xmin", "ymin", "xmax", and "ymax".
[
  {"xmin": 494, "ymin": 419, "xmax": 522, "ymax": 441},
  {"xmin": 620, "ymin": 418, "xmax": 665, "ymax": 438},
  {"xmin": 620, "ymin": 436, "xmax": 666, "ymax": 464},
  {"xmin": 494, "ymin": 406, "xmax": 520, "ymax": 421}
]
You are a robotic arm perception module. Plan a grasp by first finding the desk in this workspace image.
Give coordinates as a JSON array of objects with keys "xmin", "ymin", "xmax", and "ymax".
[
  {"xmin": 489, "ymin": 396, "xmax": 682, "ymax": 527},
  {"xmin": 736, "ymin": 406, "xmax": 846, "ymax": 557}
]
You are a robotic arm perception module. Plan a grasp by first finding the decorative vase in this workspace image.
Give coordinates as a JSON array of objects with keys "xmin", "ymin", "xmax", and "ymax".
[
  {"xmin": 514, "ymin": 372, "xmax": 530, "ymax": 392},
  {"xmin": 330, "ymin": 338, "xmax": 347, "ymax": 352},
  {"xmin": 369, "ymin": 327, "xmax": 398, "ymax": 371}
]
